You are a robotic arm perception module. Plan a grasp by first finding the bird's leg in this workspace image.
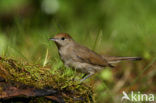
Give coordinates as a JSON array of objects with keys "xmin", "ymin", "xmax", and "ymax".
[
  {"xmin": 72, "ymin": 73, "xmax": 88, "ymax": 82},
  {"xmin": 80, "ymin": 73, "xmax": 93, "ymax": 82},
  {"xmin": 82, "ymin": 73, "xmax": 88, "ymax": 79}
]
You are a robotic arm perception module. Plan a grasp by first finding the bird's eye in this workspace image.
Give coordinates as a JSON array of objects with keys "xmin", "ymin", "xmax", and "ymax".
[{"xmin": 61, "ymin": 37, "xmax": 65, "ymax": 40}]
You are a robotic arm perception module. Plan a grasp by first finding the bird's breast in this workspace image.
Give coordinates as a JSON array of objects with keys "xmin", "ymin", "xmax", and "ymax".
[{"xmin": 58, "ymin": 46, "xmax": 73, "ymax": 63}]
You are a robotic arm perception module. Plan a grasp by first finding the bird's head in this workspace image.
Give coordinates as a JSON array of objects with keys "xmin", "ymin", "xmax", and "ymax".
[{"xmin": 49, "ymin": 33, "xmax": 73, "ymax": 48}]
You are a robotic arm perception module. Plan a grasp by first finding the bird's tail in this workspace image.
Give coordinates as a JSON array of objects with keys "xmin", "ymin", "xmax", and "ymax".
[{"xmin": 103, "ymin": 56, "xmax": 142, "ymax": 64}]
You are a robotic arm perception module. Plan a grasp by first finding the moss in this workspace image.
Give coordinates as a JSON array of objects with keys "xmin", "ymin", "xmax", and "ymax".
[{"xmin": 0, "ymin": 57, "xmax": 94, "ymax": 102}]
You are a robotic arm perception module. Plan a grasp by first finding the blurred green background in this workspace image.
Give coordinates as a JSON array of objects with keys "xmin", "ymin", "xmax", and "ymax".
[{"xmin": 0, "ymin": 0, "xmax": 155, "ymax": 102}]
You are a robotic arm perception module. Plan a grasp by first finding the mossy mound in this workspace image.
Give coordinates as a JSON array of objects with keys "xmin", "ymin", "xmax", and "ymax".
[{"xmin": 0, "ymin": 57, "xmax": 94, "ymax": 102}]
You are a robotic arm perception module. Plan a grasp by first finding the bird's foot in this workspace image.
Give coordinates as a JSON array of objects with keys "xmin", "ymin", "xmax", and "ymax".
[{"xmin": 79, "ymin": 73, "xmax": 93, "ymax": 83}]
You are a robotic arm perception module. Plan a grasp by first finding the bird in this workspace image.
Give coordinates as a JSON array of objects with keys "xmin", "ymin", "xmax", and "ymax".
[{"xmin": 49, "ymin": 33, "xmax": 142, "ymax": 82}]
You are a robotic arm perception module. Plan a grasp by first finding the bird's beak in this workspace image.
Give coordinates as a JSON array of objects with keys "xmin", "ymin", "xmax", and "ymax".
[{"xmin": 49, "ymin": 38, "xmax": 57, "ymax": 41}]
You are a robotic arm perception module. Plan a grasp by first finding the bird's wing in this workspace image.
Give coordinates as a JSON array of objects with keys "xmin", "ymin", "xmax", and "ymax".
[{"xmin": 73, "ymin": 44, "xmax": 112, "ymax": 67}]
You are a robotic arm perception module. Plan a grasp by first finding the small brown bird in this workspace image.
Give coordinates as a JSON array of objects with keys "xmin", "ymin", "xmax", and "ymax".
[{"xmin": 49, "ymin": 33, "xmax": 141, "ymax": 82}]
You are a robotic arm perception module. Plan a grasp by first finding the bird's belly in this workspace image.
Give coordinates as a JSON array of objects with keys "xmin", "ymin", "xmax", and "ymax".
[
  {"xmin": 64, "ymin": 60, "xmax": 102, "ymax": 74},
  {"xmin": 59, "ymin": 50, "xmax": 103, "ymax": 74}
]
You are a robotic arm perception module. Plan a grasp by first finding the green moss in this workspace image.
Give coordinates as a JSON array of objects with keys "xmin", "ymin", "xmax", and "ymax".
[{"xmin": 0, "ymin": 57, "xmax": 94, "ymax": 102}]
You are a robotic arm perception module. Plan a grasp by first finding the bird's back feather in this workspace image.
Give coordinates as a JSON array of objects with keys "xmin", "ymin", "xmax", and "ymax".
[{"xmin": 73, "ymin": 44, "xmax": 113, "ymax": 67}]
